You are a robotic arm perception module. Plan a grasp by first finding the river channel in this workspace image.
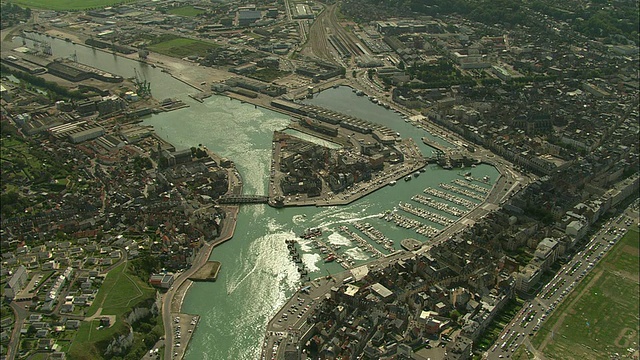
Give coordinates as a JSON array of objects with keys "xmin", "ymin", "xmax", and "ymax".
[{"xmin": 10, "ymin": 35, "xmax": 499, "ymax": 359}]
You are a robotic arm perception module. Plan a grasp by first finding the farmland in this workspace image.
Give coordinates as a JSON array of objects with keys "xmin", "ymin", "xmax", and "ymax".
[{"xmin": 12, "ymin": 0, "xmax": 131, "ymax": 11}]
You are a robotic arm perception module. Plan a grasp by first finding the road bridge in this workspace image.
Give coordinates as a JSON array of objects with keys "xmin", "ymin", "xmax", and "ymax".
[{"xmin": 218, "ymin": 195, "xmax": 269, "ymax": 204}]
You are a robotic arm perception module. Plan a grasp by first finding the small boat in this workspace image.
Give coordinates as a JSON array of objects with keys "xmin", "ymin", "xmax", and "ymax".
[
  {"xmin": 299, "ymin": 227, "xmax": 322, "ymax": 239},
  {"xmin": 413, "ymin": 172, "xmax": 420, "ymax": 177},
  {"xmin": 405, "ymin": 176, "xmax": 412, "ymax": 181},
  {"xmin": 389, "ymin": 180, "xmax": 397, "ymax": 186},
  {"xmin": 324, "ymin": 254, "xmax": 336, "ymax": 263}
]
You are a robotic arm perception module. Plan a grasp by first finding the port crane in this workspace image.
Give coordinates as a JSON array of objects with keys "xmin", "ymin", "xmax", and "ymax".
[{"xmin": 133, "ymin": 68, "xmax": 152, "ymax": 97}]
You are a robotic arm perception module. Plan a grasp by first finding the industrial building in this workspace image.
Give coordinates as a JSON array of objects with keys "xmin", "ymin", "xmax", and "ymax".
[{"xmin": 68, "ymin": 127, "xmax": 106, "ymax": 144}]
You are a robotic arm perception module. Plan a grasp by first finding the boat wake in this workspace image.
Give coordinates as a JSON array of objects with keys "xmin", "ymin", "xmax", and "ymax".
[
  {"xmin": 326, "ymin": 232, "xmax": 352, "ymax": 246},
  {"xmin": 344, "ymin": 247, "xmax": 370, "ymax": 261},
  {"xmin": 301, "ymin": 253, "xmax": 321, "ymax": 272},
  {"xmin": 315, "ymin": 213, "xmax": 384, "ymax": 229},
  {"xmin": 292, "ymin": 214, "xmax": 307, "ymax": 225},
  {"xmin": 227, "ymin": 262, "xmax": 258, "ymax": 295}
]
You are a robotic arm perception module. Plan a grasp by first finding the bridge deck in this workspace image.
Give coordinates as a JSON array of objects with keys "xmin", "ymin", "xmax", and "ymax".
[{"xmin": 218, "ymin": 195, "xmax": 269, "ymax": 204}]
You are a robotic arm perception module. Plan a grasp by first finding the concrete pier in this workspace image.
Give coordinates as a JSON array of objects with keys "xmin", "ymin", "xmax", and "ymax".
[{"xmin": 188, "ymin": 261, "xmax": 221, "ymax": 282}]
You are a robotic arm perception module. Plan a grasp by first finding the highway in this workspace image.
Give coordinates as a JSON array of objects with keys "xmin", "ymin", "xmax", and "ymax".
[{"xmin": 487, "ymin": 206, "xmax": 638, "ymax": 359}]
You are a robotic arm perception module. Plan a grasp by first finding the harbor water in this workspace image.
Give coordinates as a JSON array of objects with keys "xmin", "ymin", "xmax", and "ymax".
[
  {"xmin": 146, "ymin": 92, "xmax": 497, "ymax": 360},
  {"xmin": 9, "ymin": 35, "xmax": 498, "ymax": 360}
]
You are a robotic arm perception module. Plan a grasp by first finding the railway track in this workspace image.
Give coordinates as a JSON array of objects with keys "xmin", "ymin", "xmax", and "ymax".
[{"xmin": 302, "ymin": 3, "xmax": 369, "ymax": 63}]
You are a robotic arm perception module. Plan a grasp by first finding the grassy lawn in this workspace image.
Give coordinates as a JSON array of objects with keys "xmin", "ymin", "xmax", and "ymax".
[
  {"xmin": 69, "ymin": 261, "xmax": 156, "ymax": 359},
  {"xmin": 250, "ymin": 68, "xmax": 290, "ymax": 82},
  {"xmin": 69, "ymin": 319, "xmax": 124, "ymax": 359},
  {"xmin": 86, "ymin": 261, "xmax": 155, "ymax": 318},
  {"xmin": 147, "ymin": 37, "xmax": 218, "ymax": 58},
  {"xmin": 12, "ymin": 0, "xmax": 131, "ymax": 10},
  {"xmin": 530, "ymin": 228, "xmax": 639, "ymax": 360},
  {"xmin": 167, "ymin": 6, "xmax": 205, "ymax": 17}
]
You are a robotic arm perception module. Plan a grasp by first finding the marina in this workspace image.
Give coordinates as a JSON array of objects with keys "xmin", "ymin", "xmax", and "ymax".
[
  {"xmin": 423, "ymin": 187, "xmax": 478, "ymax": 209},
  {"xmin": 387, "ymin": 212, "xmax": 441, "ymax": 238},
  {"xmin": 452, "ymin": 178, "xmax": 491, "ymax": 194},
  {"xmin": 439, "ymin": 183, "xmax": 487, "ymax": 201},
  {"xmin": 397, "ymin": 202, "xmax": 456, "ymax": 226},
  {"xmin": 411, "ymin": 194, "xmax": 467, "ymax": 217},
  {"xmin": 338, "ymin": 225, "xmax": 384, "ymax": 260},
  {"xmin": 353, "ymin": 222, "xmax": 395, "ymax": 252}
]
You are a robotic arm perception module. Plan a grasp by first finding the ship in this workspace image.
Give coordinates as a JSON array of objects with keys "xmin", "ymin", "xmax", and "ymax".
[
  {"xmin": 299, "ymin": 227, "xmax": 322, "ymax": 239},
  {"xmin": 324, "ymin": 254, "xmax": 336, "ymax": 263}
]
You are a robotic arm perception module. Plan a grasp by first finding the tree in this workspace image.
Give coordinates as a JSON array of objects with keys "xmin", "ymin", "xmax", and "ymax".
[
  {"xmin": 367, "ymin": 69, "xmax": 375, "ymax": 79},
  {"xmin": 450, "ymin": 310, "xmax": 461, "ymax": 322}
]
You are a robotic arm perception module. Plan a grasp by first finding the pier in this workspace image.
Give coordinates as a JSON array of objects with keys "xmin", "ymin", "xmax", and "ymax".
[
  {"xmin": 338, "ymin": 226, "xmax": 384, "ymax": 260},
  {"xmin": 188, "ymin": 261, "xmax": 221, "ymax": 282},
  {"xmin": 386, "ymin": 212, "xmax": 440, "ymax": 238}
]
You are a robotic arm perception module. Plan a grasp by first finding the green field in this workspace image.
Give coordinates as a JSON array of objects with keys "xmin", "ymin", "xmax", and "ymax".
[
  {"xmin": 167, "ymin": 5, "xmax": 205, "ymax": 17},
  {"xmin": 250, "ymin": 68, "xmax": 290, "ymax": 82},
  {"xmin": 528, "ymin": 227, "xmax": 639, "ymax": 360},
  {"xmin": 147, "ymin": 37, "xmax": 218, "ymax": 58},
  {"xmin": 68, "ymin": 261, "xmax": 155, "ymax": 359},
  {"xmin": 85, "ymin": 261, "xmax": 155, "ymax": 318},
  {"xmin": 12, "ymin": 0, "xmax": 132, "ymax": 11}
]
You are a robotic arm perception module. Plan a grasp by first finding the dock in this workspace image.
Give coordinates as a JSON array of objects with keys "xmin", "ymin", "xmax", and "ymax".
[
  {"xmin": 188, "ymin": 260, "xmax": 221, "ymax": 282},
  {"xmin": 188, "ymin": 91, "xmax": 212, "ymax": 103}
]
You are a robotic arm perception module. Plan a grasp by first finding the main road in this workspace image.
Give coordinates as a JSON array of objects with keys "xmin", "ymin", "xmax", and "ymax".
[
  {"xmin": 6, "ymin": 301, "xmax": 28, "ymax": 360},
  {"xmin": 487, "ymin": 206, "xmax": 637, "ymax": 359}
]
